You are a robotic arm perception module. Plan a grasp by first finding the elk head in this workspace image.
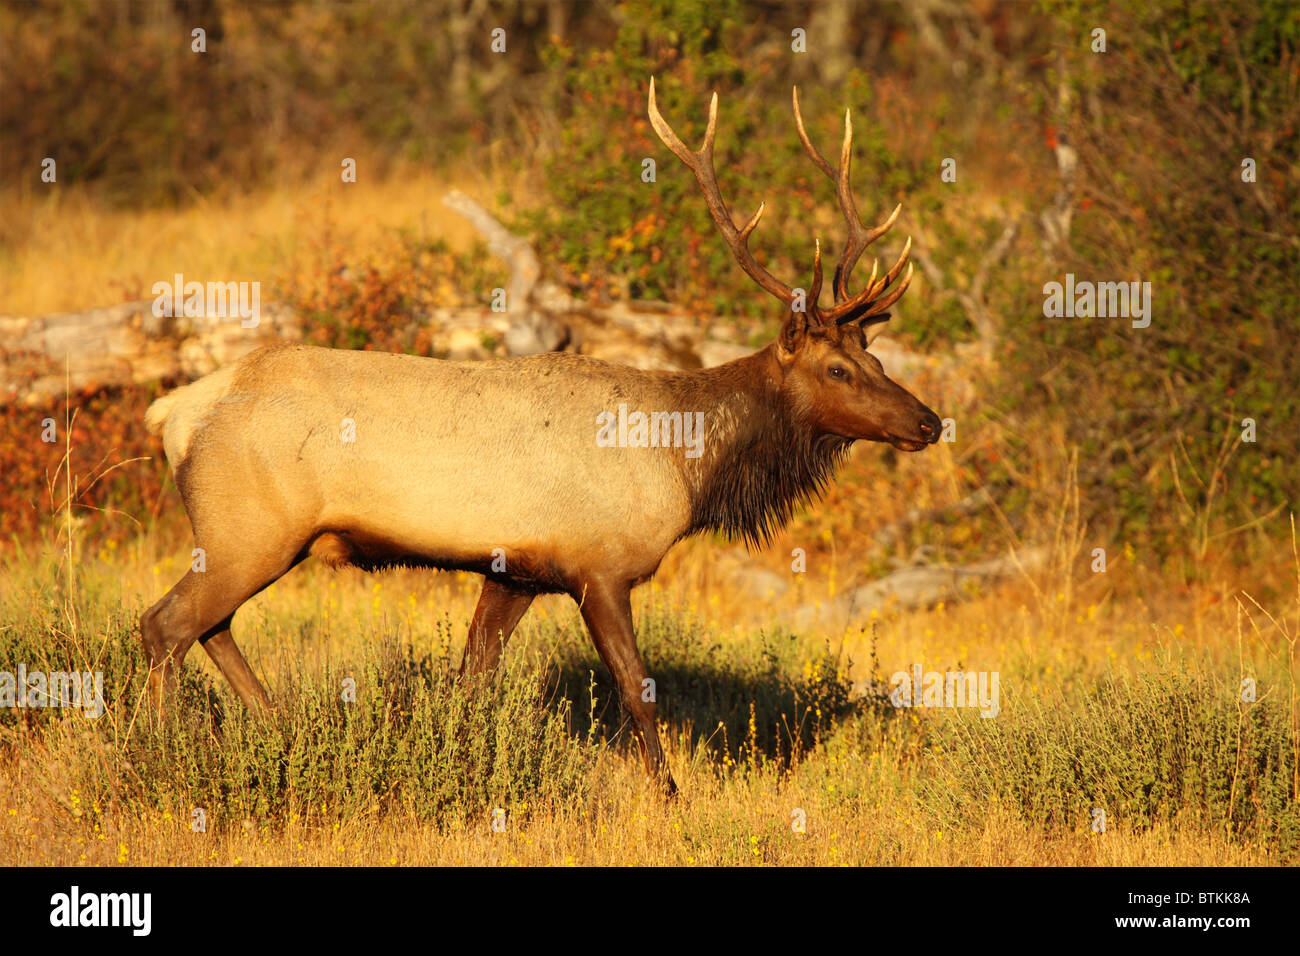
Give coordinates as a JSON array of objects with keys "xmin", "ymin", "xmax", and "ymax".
[{"xmin": 648, "ymin": 79, "xmax": 942, "ymax": 452}]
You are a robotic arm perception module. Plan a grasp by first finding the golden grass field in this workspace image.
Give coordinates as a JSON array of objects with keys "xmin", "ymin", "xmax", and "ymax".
[{"xmin": 0, "ymin": 163, "xmax": 506, "ymax": 317}]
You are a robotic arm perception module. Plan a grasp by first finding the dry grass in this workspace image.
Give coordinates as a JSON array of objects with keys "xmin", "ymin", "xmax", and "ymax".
[
  {"xmin": 2, "ymin": 767, "xmax": 1275, "ymax": 868},
  {"xmin": 0, "ymin": 160, "xmax": 526, "ymax": 316}
]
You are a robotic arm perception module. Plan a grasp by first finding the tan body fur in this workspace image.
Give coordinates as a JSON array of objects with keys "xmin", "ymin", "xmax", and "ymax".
[{"xmin": 153, "ymin": 345, "xmax": 697, "ymax": 589}]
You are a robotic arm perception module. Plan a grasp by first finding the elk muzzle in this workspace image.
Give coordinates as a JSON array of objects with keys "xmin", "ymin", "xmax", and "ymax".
[{"xmin": 887, "ymin": 406, "xmax": 942, "ymax": 451}]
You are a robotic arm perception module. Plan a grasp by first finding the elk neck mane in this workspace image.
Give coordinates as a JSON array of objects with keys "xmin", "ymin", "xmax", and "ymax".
[{"xmin": 674, "ymin": 348, "xmax": 851, "ymax": 549}]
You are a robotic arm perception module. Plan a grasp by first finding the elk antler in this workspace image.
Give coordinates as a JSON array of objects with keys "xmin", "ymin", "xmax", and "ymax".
[
  {"xmin": 648, "ymin": 77, "xmax": 798, "ymax": 307},
  {"xmin": 648, "ymin": 79, "xmax": 913, "ymax": 328},
  {"xmin": 792, "ymin": 86, "xmax": 913, "ymax": 326}
]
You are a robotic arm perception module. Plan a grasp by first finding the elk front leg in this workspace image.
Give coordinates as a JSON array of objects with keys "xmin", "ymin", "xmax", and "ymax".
[
  {"xmin": 459, "ymin": 578, "xmax": 534, "ymax": 679},
  {"xmin": 576, "ymin": 578, "xmax": 676, "ymax": 795}
]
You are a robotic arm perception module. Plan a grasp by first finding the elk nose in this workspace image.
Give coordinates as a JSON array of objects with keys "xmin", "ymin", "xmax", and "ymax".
[{"xmin": 918, "ymin": 411, "xmax": 942, "ymax": 443}]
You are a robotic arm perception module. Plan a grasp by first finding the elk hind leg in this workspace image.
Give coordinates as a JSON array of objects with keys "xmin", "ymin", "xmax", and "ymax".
[
  {"xmin": 141, "ymin": 540, "xmax": 302, "ymax": 710},
  {"xmin": 200, "ymin": 621, "xmax": 272, "ymax": 711}
]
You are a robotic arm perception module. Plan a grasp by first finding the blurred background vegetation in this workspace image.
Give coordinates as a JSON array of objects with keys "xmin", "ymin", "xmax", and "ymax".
[{"xmin": 0, "ymin": 0, "xmax": 1296, "ymax": 577}]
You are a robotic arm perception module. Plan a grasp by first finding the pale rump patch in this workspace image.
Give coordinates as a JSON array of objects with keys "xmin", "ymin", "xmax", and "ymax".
[{"xmin": 144, "ymin": 362, "xmax": 241, "ymax": 468}]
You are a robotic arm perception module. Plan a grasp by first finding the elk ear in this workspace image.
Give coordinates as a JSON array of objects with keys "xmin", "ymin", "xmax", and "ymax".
[
  {"xmin": 777, "ymin": 309, "xmax": 811, "ymax": 357},
  {"xmin": 862, "ymin": 315, "xmax": 890, "ymax": 347}
]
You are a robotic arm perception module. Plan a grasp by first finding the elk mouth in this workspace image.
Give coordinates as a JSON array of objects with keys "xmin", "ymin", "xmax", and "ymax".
[{"xmin": 888, "ymin": 436, "xmax": 929, "ymax": 452}]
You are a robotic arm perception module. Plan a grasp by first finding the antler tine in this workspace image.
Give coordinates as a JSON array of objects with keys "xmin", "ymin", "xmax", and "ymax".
[
  {"xmin": 649, "ymin": 77, "xmax": 795, "ymax": 306},
  {"xmin": 792, "ymin": 86, "xmax": 913, "ymax": 325},
  {"xmin": 830, "ymin": 225, "xmax": 911, "ymax": 323},
  {"xmin": 841, "ymin": 262, "xmax": 914, "ymax": 325},
  {"xmin": 809, "ymin": 238, "xmax": 824, "ymax": 308},
  {"xmin": 863, "ymin": 234, "xmax": 911, "ymax": 301},
  {"xmin": 794, "ymin": 88, "xmax": 871, "ymax": 304},
  {"xmin": 792, "ymin": 87, "xmax": 837, "ymax": 180}
]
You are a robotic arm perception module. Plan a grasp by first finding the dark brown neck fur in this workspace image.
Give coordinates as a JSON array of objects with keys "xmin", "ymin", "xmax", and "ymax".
[{"xmin": 671, "ymin": 347, "xmax": 851, "ymax": 549}]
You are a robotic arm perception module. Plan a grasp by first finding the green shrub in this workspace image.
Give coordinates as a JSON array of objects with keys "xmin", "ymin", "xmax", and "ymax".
[{"xmin": 920, "ymin": 656, "xmax": 1300, "ymax": 853}]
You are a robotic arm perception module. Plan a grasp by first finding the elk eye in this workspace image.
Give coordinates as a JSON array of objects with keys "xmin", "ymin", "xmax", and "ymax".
[{"xmin": 828, "ymin": 365, "xmax": 849, "ymax": 381}]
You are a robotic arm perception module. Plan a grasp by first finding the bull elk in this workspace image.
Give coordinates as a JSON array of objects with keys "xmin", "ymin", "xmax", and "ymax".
[{"xmin": 140, "ymin": 80, "xmax": 941, "ymax": 794}]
